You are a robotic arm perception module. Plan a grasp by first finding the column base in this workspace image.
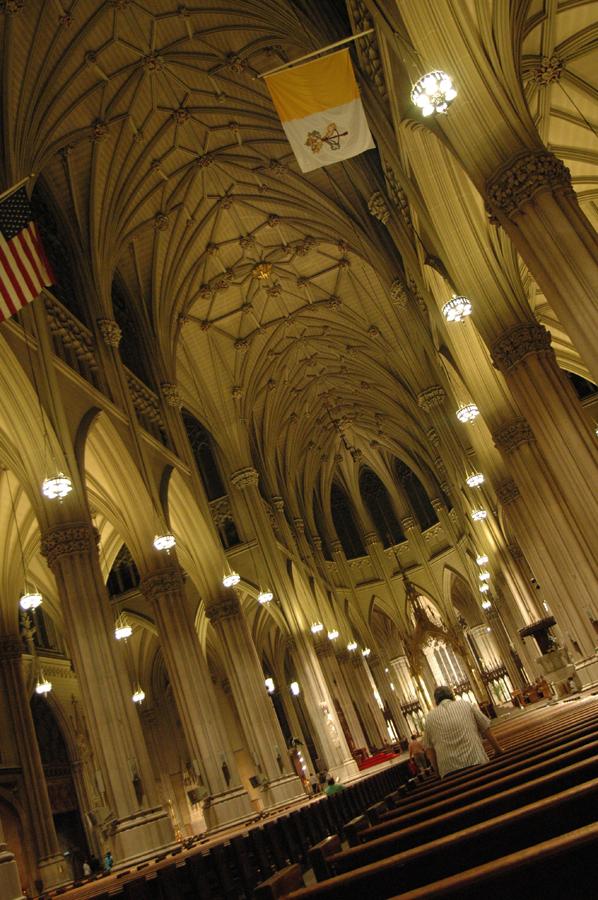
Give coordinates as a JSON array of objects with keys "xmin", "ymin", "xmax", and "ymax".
[
  {"xmin": 260, "ymin": 773, "xmax": 306, "ymax": 810},
  {"xmin": 329, "ymin": 757, "xmax": 360, "ymax": 783},
  {"xmin": 204, "ymin": 786, "xmax": 256, "ymax": 833},
  {"xmin": 110, "ymin": 806, "xmax": 175, "ymax": 867},
  {"xmin": 0, "ymin": 847, "xmax": 24, "ymax": 900},
  {"xmin": 38, "ymin": 853, "xmax": 70, "ymax": 891}
]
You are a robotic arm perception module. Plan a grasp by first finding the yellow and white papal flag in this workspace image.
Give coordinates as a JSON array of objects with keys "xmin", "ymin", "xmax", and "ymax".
[{"xmin": 265, "ymin": 49, "xmax": 375, "ymax": 173}]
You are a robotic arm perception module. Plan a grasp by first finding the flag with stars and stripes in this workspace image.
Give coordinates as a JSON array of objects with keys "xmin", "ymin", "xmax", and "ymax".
[{"xmin": 0, "ymin": 184, "xmax": 54, "ymax": 322}]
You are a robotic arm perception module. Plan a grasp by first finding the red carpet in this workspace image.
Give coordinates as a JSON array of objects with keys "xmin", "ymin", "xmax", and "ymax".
[{"xmin": 357, "ymin": 751, "xmax": 399, "ymax": 770}]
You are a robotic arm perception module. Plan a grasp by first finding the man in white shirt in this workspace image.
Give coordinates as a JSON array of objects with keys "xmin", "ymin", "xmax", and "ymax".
[{"xmin": 423, "ymin": 686, "xmax": 503, "ymax": 778}]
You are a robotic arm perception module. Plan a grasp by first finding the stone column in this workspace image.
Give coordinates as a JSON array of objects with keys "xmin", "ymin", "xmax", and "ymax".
[
  {"xmin": 205, "ymin": 593, "xmax": 304, "ymax": 809},
  {"xmin": 291, "ymin": 633, "xmax": 359, "ymax": 782},
  {"xmin": 0, "ymin": 813, "xmax": 23, "ymax": 900},
  {"xmin": 368, "ymin": 654, "xmax": 409, "ymax": 739},
  {"xmin": 0, "ymin": 637, "xmax": 67, "ymax": 891},
  {"xmin": 140, "ymin": 569, "xmax": 253, "ymax": 829},
  {"xmin": 485, "ymin": 151, "xmax": 598, "ymax": 382},
  {"xmin": 315, "ymin": 642, "xmax": 369, "ymax": 754},
  {"xmin": 338, "ymin": 654, "xmax": 388, "ymax": 749},
  {"xmin": 41, "ymin": 523, "xmax": 173, "ymax": 864}
]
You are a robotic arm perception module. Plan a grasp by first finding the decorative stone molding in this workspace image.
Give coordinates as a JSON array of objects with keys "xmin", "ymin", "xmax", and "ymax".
[
  {"xmin": 431, "ymin": 498, "xmax": 444, "ymax": 514},
  {"xmin": 0, "ymin": 634, "xmax": 22, "ymax": 660},
  {"xmin": 97, "ymin": 318, "xmax": 122, "ymax": 348},
  {"xmin": 364, "ymin": 531, "xmax": 380, "ymax": 547},
  {"xmin": 161, "ymin": 383, "xmax": 183, "ymax": 408},
  {"xmin": 293, "ymin": 517, "xmax": 305, "ymax": 535},
  {"xmin": 427, "ymin": 427, "xmax": 440, "ymax": 448},
  {"xmin": 0, "ymin": 0, "xmax": 24, "ymax": 14},
  {"xmin": 389, "ymin": 279, "xmax": 409, "ymax": 309},
  {"xmin": 417, "ymin": 386, "xmax": 446, "ymax": 412},
  {"xmin": 141, "ymin": 569, "xmax": 185, "ymax": 602},
  {"xmin": 400, "ymin": 516, "xmax": 416, "ymax": 531},
  {"xmin": 271, "ymin": 496, "xmax": 285, "ymax": 512},
  {"xmin": 495, "ymin": 478, "xmax": 520, "ymax": 506},
  {"xmin": 531, "ymin": 56, "xmax": 563, "ymax": 86},
  {"xmin": 491, "ymin": 322, "xmax": 553, "ymax": 373},
  {"xmin": 330, "ymin": 540, "xmax": 343, "ymax": 555},
  {"xmin": 368, "ymin": 191, "xmax": 391, "ymax": 225},
  {"xmin": 492, "ymin": 418, "xmax": 535, "ymax": 454},
  {"xmin": 205, "ymin": 597, "xmax": 241, "ymax": 623},
  {"xmin": 41, "ymin": 523, "xmax": 99, "ymax": 569},
  {"xmin": 486, "ymin": 149, "xmax": 574, "ymax": 219},
  {"xmin": 508, "ymin": 541, "xmax": 524, "ymax": 561},
  {"xmin": 230, "ymin": 467, "xmax": 259, "ymax": 490}
]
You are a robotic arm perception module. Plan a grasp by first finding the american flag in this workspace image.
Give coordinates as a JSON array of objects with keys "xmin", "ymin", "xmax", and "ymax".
[{"xmin": 0, "ymin": 184, "xmax": 54, "ymax": 322}]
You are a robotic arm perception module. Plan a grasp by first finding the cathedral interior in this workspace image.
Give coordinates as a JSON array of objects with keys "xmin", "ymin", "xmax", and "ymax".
[{"xmin": 0, "ymin": 1, "xmax": 597, "ymax": 896}]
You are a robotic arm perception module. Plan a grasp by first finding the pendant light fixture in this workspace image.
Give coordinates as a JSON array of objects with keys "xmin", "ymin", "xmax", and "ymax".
[{"xmin": 411, "ymin": 71, "xmax": 457, "ymax": 116}]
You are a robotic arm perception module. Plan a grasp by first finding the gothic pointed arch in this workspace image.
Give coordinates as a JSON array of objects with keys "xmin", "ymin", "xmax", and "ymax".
[
  {"xmin": 330, "ymin": 482, "xmax": 365, "ymax": 559},
  {"xmin": 359, "ymin": 466, "xmax": 405, "ymax": 547}
]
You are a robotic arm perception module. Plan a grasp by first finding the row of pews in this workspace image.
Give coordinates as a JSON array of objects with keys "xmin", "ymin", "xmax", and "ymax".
[
  {"xmin": 44, "ymin": 764, "xmax": 405, "ymax": 899},
  {"xmin": 264, "ymin": 696, "xmax": 598, "ymax": 899}
]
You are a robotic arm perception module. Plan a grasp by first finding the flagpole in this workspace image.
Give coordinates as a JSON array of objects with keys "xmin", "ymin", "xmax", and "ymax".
[
  {"xmin": 0, "ymin": 174, "xmax": 34, "ymax": 204},
  {"xmin": 257, "ymin": 28, "xmax": 374, "ymax": 79}
]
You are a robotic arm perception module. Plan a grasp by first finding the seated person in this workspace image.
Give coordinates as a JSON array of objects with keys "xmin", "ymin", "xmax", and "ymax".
[{"xmin": 324, "ymin": 776, "xmax": 345, "ymax": 796}]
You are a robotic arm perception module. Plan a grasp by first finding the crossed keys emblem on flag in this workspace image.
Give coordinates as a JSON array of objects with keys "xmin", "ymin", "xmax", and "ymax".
[{"xmin": 305, "ymin": 123, "xmax": 349, "ymax": 155}]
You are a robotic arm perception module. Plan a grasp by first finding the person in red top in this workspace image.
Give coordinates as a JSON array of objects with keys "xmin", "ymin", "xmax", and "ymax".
[{"xmin": 408, "ymin": 734, "xmax": 429, "ymax": 773}]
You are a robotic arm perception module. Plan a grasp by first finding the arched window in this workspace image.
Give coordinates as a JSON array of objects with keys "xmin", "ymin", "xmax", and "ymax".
[
  {"xmin": 107, "ymin": 544, "xmax": 140, "ymax": 596},
  {"xmin": 331, "ymin": 483, "xmax": 365, "ymax": 559},
  {"xmin": 111, "ymin": 276, "xmax": 155, "ymax": 388},
  {"xmin": 182, "ymin": 410, "xmax": 240, "ymax": 548},
  {"xmin": 313, "ymin": 494, "xmax": 333, "ymax": 560},
  {"xmin": 359, "ymin": 468, "xmax": 405, "ymax": 547},
  {"xmin": 31, "ymin": 182, "xmax": 86, "ymax": 323},
  {"xmin": 565, "ymin": 371, "xmax": 598, "ymax": 400},
  {"xmin": 395, "ymin": 461, "xmax": 438, "ymax": 530}
]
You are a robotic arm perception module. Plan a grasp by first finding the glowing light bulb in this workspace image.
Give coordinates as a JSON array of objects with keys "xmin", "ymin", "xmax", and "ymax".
[
  {"xmin": 310, "ymin": 621, "xmax": 324, "ymax": 634},
  {"xmin": 222, "ymin": 571, "xmax": 240, "ymax": 588},
  {"xmin": 264, "ymin": 677, "xmax": 275, "ymax": 693},
  {"xmin": 479, "ymin": 583, "xmax": 490, "ymax": 593},
  {"xmin": 481, "ymin": 599, "xmax": 492, "ymax": 610},
  {"xmin": 411, "ymin": 71, "xmax": 457, "ymax": 116},
  {"xmin": 471, "ymin": 509, "xmax": 488, "ymax": 521},
  {"xmin": 466, "ymin": 472, "xmax": 485, "ymax": 488},
  {"xmin": 347, "ymin": 640, "xmax": 357, "ymax": 651},
  {"xmin": 327, "ymin": 629, "xmax": 339, "ymax": 641},
  {"xmin": 154, "ymin": 533, "xmax": 176, "ymax": 552},
  {"xmin": 19, "ymin": 590, "xmax": 42, "ymax": 611},
  {"xmin": 132, "ymin": 688, "xmax": 146, "ymax": 704},
  {"xmin": 362, "ymin": 647, "xmax": 371, "ymax": 657},
  {"xmin": 479, "ymin": 571, "xmax": 491, "ymax": 582},
  {"xmin": 290, "ymin": 681, "xmax": 300, "ymax": 696},
  {"xmin": 476, "ymin": 554, "xmax": 489, "ymax": 566},
  {"xmin": 456, "ymin": 404, "xmax": 479, "ymax": 423},
  {"xmin": 114, "ymin": 623, "xmax": 133, "ymax": 641},
  {"xmin": 35, "ymin": 676, "xmax": 52, "ymax": 695},
  {"xmin": 442, "ymin": 295, "xmax": 472, "ymax": 322},
  {"xmin": 258, "ymin": 590, "xmax": 273, "ymax": 604},
  {"xmin": 42, "ymin": 473, "xmax": 72, "ymax": 501}
]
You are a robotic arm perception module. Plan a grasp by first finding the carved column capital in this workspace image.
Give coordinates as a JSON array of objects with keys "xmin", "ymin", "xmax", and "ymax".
[
  {"xmin": 141, "ymin": 568, "xmax": 185, "ymax": 602},
  {"xmin": 293, "ymin": 517, "xmax": 305, "ymax": 535},
  {"xmin": 491, "ymin": 322, "xmax": 553, "ymax": 373},
  {"xmin": 96, "ymin": 318, "xmax": 122, "ymax": 348},
  {"xmin": 160, "ymin": 383, "xmax": 183, "ymax": 409},
  {"xmin": 271, "ymin": 496, "xmax": 285, "ymax": 512},
  {"xmin": 427, "ymin": 427, "xmax": 440, "ymax": 448},
  {"xmin": 205, "ymin": 595, "xmax": 241, "ymax": 623},
  {"xmin": 368, "ymin": 191, "xmax": 391, "ymax": 225},
  {"xmin": 389, "ymin": 279, "xmax": 409, "ymax": 309},
  {"xmin": 364, "ymin": 531, "xmax": 380, "ymax": 547},
  {"xmin": 417, "ymin": 385, "xmax": 446, "ymax": 412},
  {"xmin": 431, "ymin": 498, "xmax": 444, "ymax": 514},
  {"xmin": 0, "ymin": 634, "xmax": 23, "ymax": 661},
  {"xmin": 495, "ymin": 478, "xmax": 520, "ymax": 506},
  {"xmin": 400, "ymin": 515, "xmax": 416, "ymax": 531},
  {"xmin": 492, "ymin": 417, "xmax": 535, "ymax": 454},
  {"xmin": 41, "ymin": 523, "xmax": 98, "ymax": 570},
  {"xmin": 330, "ymin": 540, "xmax": 343, "ymax": 555},
  {"xmin": 508, "ymin": 541, "xmax": 524, "ymax": 561},
  {"xmin": 311, "ymin": 536, "xmax": 323, "ymax": 552},
  {"xmin": 230, "ymin": 467, "xmax": 259, "ymax": 490},
  {"xmin": 486, "ymin": 149, "xmax": 573, "ymax": 220}
]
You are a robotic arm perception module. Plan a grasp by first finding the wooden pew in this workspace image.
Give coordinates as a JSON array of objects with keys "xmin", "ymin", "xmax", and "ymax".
[
  {"xmin": 282, "ymin": 776, "xmax": 598, "ymax": 897},
  {"xmin": 316, "ymin": 755, "xmax": 598, "ymax": 876},
  {"xmin": 254, "ymin": 863, "xmax": 304, "ymax": 899},
  {"xmin": 387, "ymin": 823, "xmax": 598, "ymax": 900}
]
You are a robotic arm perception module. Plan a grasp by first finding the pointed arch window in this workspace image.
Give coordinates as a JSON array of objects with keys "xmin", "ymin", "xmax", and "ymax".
[
  {"xmin": 395, "ymin": 461, "xmax": 438, "ymax": 530},
  {"xmin": 359, "ymin": 467, "xmax": 405, "ymax": 547},
  {"xmin": 331, "ymin": 483, "xmax": 365, "ymax": 559}
]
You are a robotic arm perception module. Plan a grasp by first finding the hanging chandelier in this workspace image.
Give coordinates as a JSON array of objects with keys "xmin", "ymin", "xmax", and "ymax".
[
  {"xmin": 411, "ymin": 71, "xmax": 457, "ymax": 116},
  {"xmin": 42, "ymin": 473, "xmax": 73, "ymax": 501},
  {"xmin": 258, "ymin": 590, "xmax": 273, "ymax": 604},
  {"xmin": 290, "ymin": 681, "xmax": 300, "ymax": 695},
  {"xmin": 442, "ymin": 295, "xmax": 472, "ymax": 323},
  {"xmin": 456, "ymin": 404, "xmax": 479, "ymax": 423},
  {"xmin": 19, "ymin": 589, "xmax": 43, "ymax": 611},
  {"xmin": 132, "ymin": 687, "xmax": 146, "ymax": 704},
  {"xmin": 222, "ymin": 570, "xmax": 240, "ymax": 588},
  {"xmin": 327, "ymin": 628, "xmax": 339, "ymax": 641},
  {"xmin": 264, "ymin": 677, "xmax": 275, "ymax": 693},
  {"xmin": 362, "ymin": 647, "xmax": 371, "ymax": 657},
  {"xmin": 114, "ymin": 614, "xmax": 133, "ymax": 641},
  {"xmin": 466, "ymin": 472, "xmax": 485, "ymax": 488},
  {"xmin": 347, "ymin": 640, "xmax": 358, "ymax": 651},
  {"xmin": 476, "ymin": 554, "xmax": 489, "ymax": 566},
  {"xmin": 479, "ymin": 583, "xmax": 490, "ymax": 593},
  {"xmin": 310, "ymin": 621, "xmax": 324, "ymax": 634},
  {"xmin": 471, "ymin": 508, "xmax": 487, "ymax": 521},
  {"xmin": 153, "ymin": 533, "xmax": 176, "ymax": 552},
  {"xmin": 481, "ymin": 598, "xmax": 492, "ymax": 610},
  {"xmin": 35, "ymin": 673, "xmax": 52, "ymax": 695},
  {"xmin": 479, "ymin": 571, "xmax": 491, "ymax": 582}
]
